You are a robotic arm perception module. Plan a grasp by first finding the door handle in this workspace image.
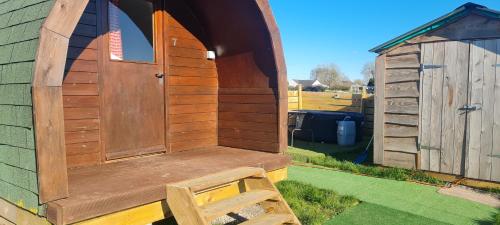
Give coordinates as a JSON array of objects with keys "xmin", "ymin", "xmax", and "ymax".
[{"xmin": 155, "ymin": 73, "xmax": 165, "ymax": 79}]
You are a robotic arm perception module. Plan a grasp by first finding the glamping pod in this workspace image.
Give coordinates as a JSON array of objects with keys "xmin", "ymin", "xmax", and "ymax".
[
  {"xmin": 370, "ymin": 3, "xmax": 500, "ymax": 182},
  {"xmin": 0, "ymin": 0, "xmax": 293, "ymax": 224}
]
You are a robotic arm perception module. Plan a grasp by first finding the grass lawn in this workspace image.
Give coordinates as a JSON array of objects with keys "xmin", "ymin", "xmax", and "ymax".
[
  {"xmin": 288, "ymin": 166, "xmax": 498, "ymax": 225},
  {"xmin": 289, "ymin": 138, "xmax": 372, "ymax": 162},
  {"xmin": 289, "ymin": 143, "xmax": 444, "ymax": 185},
  {"xmin": 276, "ymin": 180, "xmax": 359, "ymax": 225}
]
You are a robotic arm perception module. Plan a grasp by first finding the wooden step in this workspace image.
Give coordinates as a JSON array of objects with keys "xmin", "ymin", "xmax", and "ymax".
[
  {"xmin": 241, "ymin": 214, "xmax": 294, "ymax": 225},
  {"xmin": 201, "ymin": 189, "xmax": 279, "ymax": 221},
  {"xmin": 172, "ymin": 167, "xmax": 265, "ymax": 192}
]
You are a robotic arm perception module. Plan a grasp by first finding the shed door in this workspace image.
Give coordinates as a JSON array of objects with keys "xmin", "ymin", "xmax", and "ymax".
[
  {"xmin": 465, "ymin": 40, "xmax": 500, "ymax": 182},
  {"xmin": 420, "ymin": 41, "xmax": 470, "ymax": 175},
  {"xmin": 102, "ymin": 0, "xmax": 167, "ymax": 160},
  {"xmin": 420, "ymin": 40, "xmax": 500, "ymax": 182}
]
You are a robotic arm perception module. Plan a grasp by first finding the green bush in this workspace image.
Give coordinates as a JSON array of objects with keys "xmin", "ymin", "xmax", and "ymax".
[{"xmin": 277, "ymin": 180, "xmax": 359, "ymax": 225}]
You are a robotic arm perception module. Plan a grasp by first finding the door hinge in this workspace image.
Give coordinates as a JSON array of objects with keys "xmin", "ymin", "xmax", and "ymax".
[
  {"xmin": 488, "ymin": 154, "xmax": 500, "ymax": 158},
  {"xmin": 495, "ymin": 64, "xmax": 500, "ymax": 67}
]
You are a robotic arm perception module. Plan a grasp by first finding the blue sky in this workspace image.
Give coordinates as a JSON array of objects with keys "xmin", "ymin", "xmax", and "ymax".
[{"xmin": 269, "ymin": 0, "xmax": 500, "ymax": 81}]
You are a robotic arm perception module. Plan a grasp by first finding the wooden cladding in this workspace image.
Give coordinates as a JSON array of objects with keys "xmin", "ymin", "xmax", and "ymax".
[
  {"xmin": 57, "ymin": 0, "xmax": 285, "ymax": 168},
  {"xmin": 62, "ymin": 1, "xmax": 101, "ymax": 168},
  {"xmin": 385, "ymin": 54, "xmax": 420, "ymax": 69},
  {"xmin": 166, "ymin": 15, "xmax": 217, "ymax": 153},
  {"xmin": 218, "ymin": 88, "xmax": 278, "ymax": 153},
  {"xmin": 378, "ymin": 44, "xmax": 421, "ymax": 169}
]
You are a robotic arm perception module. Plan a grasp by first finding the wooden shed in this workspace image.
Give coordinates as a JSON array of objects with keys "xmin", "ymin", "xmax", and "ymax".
[
  {"xmin": 370, "ymin": 2, "xmax": 500, "ymax": 182},
  {"xmin": 0, "ymin": 0, "xmax": 295, "ymax": 224}
]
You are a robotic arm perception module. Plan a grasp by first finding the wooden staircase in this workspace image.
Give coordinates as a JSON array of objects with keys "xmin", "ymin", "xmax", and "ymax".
[{"xmin": 166, "ymin": 167, "xmax": 301, "ymax": 225}]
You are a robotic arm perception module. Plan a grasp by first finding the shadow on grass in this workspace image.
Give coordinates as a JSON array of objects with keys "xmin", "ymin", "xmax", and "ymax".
[
  {"xmin": 473, "ymin": 209, "xmax": 500, "ymax": 225},
  {"xmin": 289, "ymin": 136, "xmax": 373, "ymax": 163}
]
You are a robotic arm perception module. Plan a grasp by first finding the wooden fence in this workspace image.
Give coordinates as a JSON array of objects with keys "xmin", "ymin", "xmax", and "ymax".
[{"xmin": 288, "ymin": 89, "xmax": 374, "ymax": 135}]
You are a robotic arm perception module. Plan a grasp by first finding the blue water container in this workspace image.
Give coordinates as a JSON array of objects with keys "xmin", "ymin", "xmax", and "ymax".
[{"xmin": 337, "ymin": 120, "xmax": 356, "ymax": 146}]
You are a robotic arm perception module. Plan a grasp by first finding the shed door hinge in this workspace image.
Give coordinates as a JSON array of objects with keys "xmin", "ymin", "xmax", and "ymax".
[{"xmin": 495, "ymin": 64, "xmax": 500, "ymax": 67}]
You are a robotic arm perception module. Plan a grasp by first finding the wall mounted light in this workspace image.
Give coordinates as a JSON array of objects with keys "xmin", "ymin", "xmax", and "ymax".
[{"xmin": 207, "ymin": 51, "xmax": 216, "ymax": 60}]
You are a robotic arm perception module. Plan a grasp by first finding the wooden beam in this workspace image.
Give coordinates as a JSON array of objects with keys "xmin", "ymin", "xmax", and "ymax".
[
  {"xmin": 32, "ymin": 87, "xmax": 69, "ymax": 203},
  {"xmin": 373, "ymin": 55, "xmax": 386, "ymax": 165},
  {"xmin": 44, "ymin": 0, "xmax": 90, "ymax": 38},
  {"xmin": 32, "ymin": 0, "xmax": 90, "ymax": 203},
  {"xmin": 255, "ymin": 0, "xmax": 288, "ymax": 154},
  {"xmin": 32, "ymin": 28, "xmax": 70, "ymax": 87}
]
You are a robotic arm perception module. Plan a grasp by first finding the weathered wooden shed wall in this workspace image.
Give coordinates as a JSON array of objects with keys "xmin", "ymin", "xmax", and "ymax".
[
  {"xmin": 374, "ymin": 44, "xmax": 420, "ymax": 169},
  {"xmin": 373, "ymin": 6, "xmax": 500, "ymax": 182},
  {"xmin": 0, "ymin": 0, "xmax": 55, "ymax": 214}
]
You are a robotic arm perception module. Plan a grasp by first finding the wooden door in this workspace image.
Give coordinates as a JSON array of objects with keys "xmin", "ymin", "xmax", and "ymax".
[
  {"xmin": 420, "ymin": 41, "xmax": 470, "ymax": 175},
  {"xmin": 101, "ymin": 0, "xmax": 167, "ymax": 160},
  {"xmin": 466, "ymin": 39, "xmax": 500, "ymax": 182}
]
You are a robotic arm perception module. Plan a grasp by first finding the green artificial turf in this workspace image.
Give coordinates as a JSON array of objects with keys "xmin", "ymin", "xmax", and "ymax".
[
  {"xmin": 288, "ymin": 166, "xmax": 498, "ymax": 225},
  {"xmin": 276, "ymin": 180, "xmax": 359, "ymax": 225},
  {"xmin": 327, "ymin": 202, "xmax": 451, "ymax": 225}
]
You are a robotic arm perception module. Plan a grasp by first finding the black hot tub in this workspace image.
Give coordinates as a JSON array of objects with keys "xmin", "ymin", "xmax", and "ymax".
[{"xmin": 289, "ymin": 110, "xmax": 365, "ymax": 143}]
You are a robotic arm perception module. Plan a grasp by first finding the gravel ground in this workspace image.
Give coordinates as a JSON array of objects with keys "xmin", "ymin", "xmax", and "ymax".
[{"xmin": 211, "ymin": 205, "xmax": 265, "ymax": 225}]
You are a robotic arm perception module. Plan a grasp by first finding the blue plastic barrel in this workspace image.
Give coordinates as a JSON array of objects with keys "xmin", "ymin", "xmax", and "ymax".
[{"xmin": 337, "ymin": 120, "xmax": 356, "ymax": 146}]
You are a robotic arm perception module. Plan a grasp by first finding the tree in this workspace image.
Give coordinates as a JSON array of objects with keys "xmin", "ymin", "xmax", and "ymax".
[
  {"xmin": 353, "ymin": 79, "xmax": 364, "ymax": 86},
  {"xmin": 310, "ymin": 64, "xmax": 346, "ymax": 89},
  {"xmin": 361, "ymin": 62, "xmax": 375, "ymax": 84}
]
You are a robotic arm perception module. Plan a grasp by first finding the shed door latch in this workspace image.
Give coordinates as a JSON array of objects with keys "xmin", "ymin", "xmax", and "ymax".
[
  {"xmin": 458, "ymin": 104, "xmax": 482, "ymax": 112},
  {"xmin": 422, "ymin": 64, "xmax": 445, "ymax": 70}
]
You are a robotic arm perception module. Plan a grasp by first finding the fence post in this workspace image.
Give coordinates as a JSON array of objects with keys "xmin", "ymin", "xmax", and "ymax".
[
  {"xmin": 298, "ymin": 84, "xmax": 303, "ymax": 110},
  {"xmin": 360, "ymin": 87, "xmax": 368, "ymax": 113}
]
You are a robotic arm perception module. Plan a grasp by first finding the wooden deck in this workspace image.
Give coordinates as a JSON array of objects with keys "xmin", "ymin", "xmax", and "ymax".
[{"xmin": 46, "ymin": 147, "xmax": 290, "ymax": 224}]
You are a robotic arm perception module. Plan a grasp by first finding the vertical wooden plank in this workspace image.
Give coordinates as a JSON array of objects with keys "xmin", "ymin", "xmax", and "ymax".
[
  {"xmin": 373, "ymin": 55, "xmax": 386, "ymax": 165},
  {"xmin": 440, "ymin": 41, "xmax": 458, "ymax": 174},
  {"xmin": 418, "ymin": 44, "xmax": 424, "ymax": 154},
  {"xmin": 420, "ymin": 43, "xmax": 433, "ymax": 171},
  {"xmin": 33, "ymin": 87, "xmax": 69, "ymax": 203},
  {"xmin": 479, "ymin": 40, "xmax": 496, "ymax": 180},
  {"xmin": 492, "ymin": 39, "xmax": 500, "ymax": 182},
  {"xmin": 452, "ymin": 41, "xmax": 470, "ymax": 175},
  {"xmin": 429, "ymin": 42, "xmax": 445, "ymax": 172},
  {"xmin": 298, "ymin": 84, "xmax": 303, "ymax": 110},
  {"xmin": 466, "ymin": 40, "xmax": 485, "ymax": 179}
]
